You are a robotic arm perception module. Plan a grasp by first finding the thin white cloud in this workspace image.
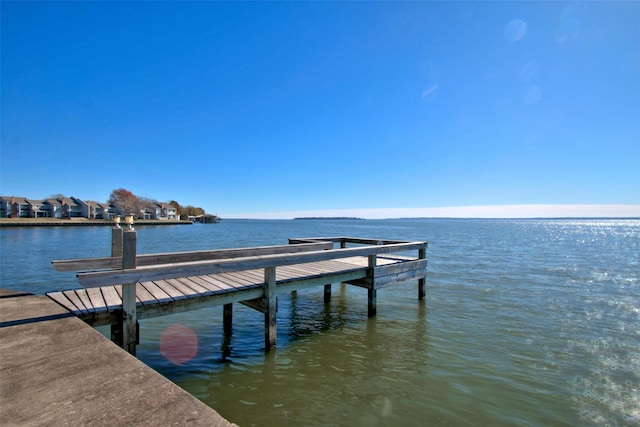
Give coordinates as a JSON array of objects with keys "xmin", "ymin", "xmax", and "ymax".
[
  {"xmin": 227, "ymin": 205, "xmax": 640, "ymax": 220},
  {"xmin": 421, "ymin": 85, "xmax": 439, "ymax": 99}
]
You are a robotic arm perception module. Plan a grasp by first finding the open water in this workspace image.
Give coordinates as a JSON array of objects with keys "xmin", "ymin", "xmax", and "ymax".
[{"xmin": 1, "ymin": 218, "xmax": 638, "ymax": 426}]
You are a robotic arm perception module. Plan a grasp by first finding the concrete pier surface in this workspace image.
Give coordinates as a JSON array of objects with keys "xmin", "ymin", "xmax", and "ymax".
[{"xmin": 0, "ymin": 289, "xmax": 234, "ymax": 426}]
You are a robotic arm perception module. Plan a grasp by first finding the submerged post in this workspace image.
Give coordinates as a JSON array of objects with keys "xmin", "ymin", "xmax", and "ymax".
[
  {"xmin": 264, "ymin": 266, "xmax": 277, "ymax": 350},
  {"xmin": 324, "ymin": 284, "xmax": 331, "ymax": 304},
  {"xmin": 418, "ymin": 246, "xmax": 427, "ymax": 300},
  {"xmin": 121, "ymin": 214, "xmax": 137, "ymax": 355},
  {"xmin": 223, "ymin": 303, "xmax": 233, "ymax": 336}
]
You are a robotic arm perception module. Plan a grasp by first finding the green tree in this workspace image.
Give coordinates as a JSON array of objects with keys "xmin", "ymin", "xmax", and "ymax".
[{"xmin": 183, "ymin": 205, "xmax": 205, "ymax": 217}]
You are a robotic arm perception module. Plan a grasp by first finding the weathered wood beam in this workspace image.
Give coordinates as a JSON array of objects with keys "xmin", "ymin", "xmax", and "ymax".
[
  {"xmin": 52, "ymin": 242, "xmax": 333, "ymax": 272},
  {"xmin": 76, "ymin": 242, "xmax": 427, "ymax": 288},
  {"xmin": 372, "ymin": 259, "xmax": 428, "ymax": 289},
  {"xmin": 240, "ymin": 297, "xmax": 268, "ymax": 313},
  {"xmin": 111, "ymin": 226, "xmax": 123, "ymax": 258}
]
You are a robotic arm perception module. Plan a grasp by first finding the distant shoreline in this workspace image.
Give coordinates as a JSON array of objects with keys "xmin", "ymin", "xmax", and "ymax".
[{"xmin": 0, "ymin": 218, "xmax": 192, "ymax": 227}]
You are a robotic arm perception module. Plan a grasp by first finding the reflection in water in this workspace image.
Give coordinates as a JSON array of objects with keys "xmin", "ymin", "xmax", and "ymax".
[{"xmin": 179, "ymin": 285, "xmax": 433, "ymax": 427}]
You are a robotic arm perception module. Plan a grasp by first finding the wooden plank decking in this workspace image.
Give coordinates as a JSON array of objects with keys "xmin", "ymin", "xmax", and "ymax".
[{"xmin": 46, "ymin": 255, "xmax": 415, "ymax": 327}]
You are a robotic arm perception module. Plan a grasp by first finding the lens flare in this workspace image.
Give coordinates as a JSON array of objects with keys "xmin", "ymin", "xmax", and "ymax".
[
  {"xmin": 504, "ymin": 19, "xmax": 527, "ymax": 42},
  {"xmin": 160, "ymin": 324, "xmax": 198, "ymax": 365}
]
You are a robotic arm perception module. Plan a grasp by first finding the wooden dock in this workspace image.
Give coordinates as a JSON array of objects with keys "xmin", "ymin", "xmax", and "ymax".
[
  {"xmin": 47, "ymin": 231, "xmax": 428, "ymax": 354},
  {"xmin": 0, "ymin": 288, "xmax": 234, "ymax": 426}
]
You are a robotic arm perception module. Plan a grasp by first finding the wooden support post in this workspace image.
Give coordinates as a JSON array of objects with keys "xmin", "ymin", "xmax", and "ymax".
[
  {"xmin": 111, "ymin": 225, "xmax": 123, "ymax": 258},
  {"xmin": 110, "ymin": 224, "xmax": 124, "ymax": 343},
  {"xmin": 122, "ymin": 228, "xmax": 137, "ymax": 355},
  {"xmin": 338, "ymin": 240, "xmax": 347, "ymax": 287},
  {"xmin": 324, "ymin": 241, "xmax": 333, "ymax": 303},
  {"xmin": 368, "ymin": 254, "xmax": 377, "ymax": 317},
  {"xmin": 418, "ymin": 247, "xmax": 427, "ymax": 300},
  {"xmin": 223, "ymin": 303, "xmax": 233, "ymax": 337},
  {"xmin": 264, "ymin": 266, "xmax": 277, "ymax": 350}
]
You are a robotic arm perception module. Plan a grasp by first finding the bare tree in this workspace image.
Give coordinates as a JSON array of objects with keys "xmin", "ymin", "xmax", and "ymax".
[{"xmin": 108, "ymin": 188, "xmax": 142, "ymax": 216}]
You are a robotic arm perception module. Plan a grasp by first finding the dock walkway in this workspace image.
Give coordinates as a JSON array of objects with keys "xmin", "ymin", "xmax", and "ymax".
[
  {"xmin": 0, "ymin": 288, "xmax": 234, "ymax": 426},
  {"xmin": 47, "ymin": 255, "xmax": 413, "ymax": 325},
  {"xmin": 47, "ymin": 235, "xmax": 428, "ymax": 354}
]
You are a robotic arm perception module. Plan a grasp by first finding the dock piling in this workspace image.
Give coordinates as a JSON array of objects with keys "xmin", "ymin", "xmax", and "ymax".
[
  {"xmin": 368, "ymin": 254, "xmax": 377, "ymax": 317},
  {"xmin": 418, "ymin": 247, "xmax": 427, "ymax": 300},
  {"xmin": 324, "ymin": 284, "xmax": 331, "ymax": 304},
  {"xmin": 110, "ymin": 222, "xmax": 124, "ymax": 343},
  {"xmin": 121, "ymin": 222, "xmax": 138, "ymax": 355},
  {"xmin": 223, "ymin": 303, "xmax": 233, "ymax": 336},
  {"xmin": 264, "ymin": 266, "xmax": 277, "ymax": 349}
]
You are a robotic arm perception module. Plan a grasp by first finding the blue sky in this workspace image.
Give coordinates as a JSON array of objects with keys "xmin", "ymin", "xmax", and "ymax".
[{"xmin": 1, "ymin": 1, "xmax": 639, "ymax": 219}]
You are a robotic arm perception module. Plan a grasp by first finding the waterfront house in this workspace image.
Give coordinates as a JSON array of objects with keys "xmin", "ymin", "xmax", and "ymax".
[
  {"xmin": 0, "ymin": 196, "xmax": 29, "ymax": 218},
  {"xmin": 73, "ymin": 198, "xmax": 110, "ymax": 219},
  {"xmin": 0, "ymin": 196, "xmax": 65, "ymax": 218},
  {"xmin": 1, "ymin": 196, "xmax": 183, "ymax": 220},
  {"xmin": 59, "ymin": 198, "xmax": 83, "ymax": 218},
  {"xmin": 142, "ymin": 205, "xmax": 161, "ymax": 220},
  {"xmin": 159, "ymin": 203, "xmax": 178, "ymax": 220},
  {"xmin": 45, "ymin": 199, "xmax": 63, "ymax": 218},
  {"xmin": 0, "ymin": 197, "xmax": 11, "ymax": 218},
  {"xmin": 140, "ymin": 203, "xmax": 178, "ymax": 220},
  {"xmin": 26, "ymin": 199, "xmax": 47, "ymax": 218}
]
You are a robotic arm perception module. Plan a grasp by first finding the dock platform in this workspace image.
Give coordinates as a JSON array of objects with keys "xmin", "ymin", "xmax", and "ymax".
[
  {"xmin": 0, "ymin": 288, "xmax": 234, "ymax": 426},
  {"xmin": 48, "ymin": 235, "xmax": 428, "ymax": 354}
]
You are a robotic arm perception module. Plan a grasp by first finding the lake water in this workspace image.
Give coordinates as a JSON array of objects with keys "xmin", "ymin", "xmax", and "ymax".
[{"xmin": 1, "ymin": 218, "xmax": 638, "ymax": 426}]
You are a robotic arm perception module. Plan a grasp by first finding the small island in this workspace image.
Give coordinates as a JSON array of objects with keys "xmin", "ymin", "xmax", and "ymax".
[{"xmin": 293, "ymin": 217, "xmax": 365, "ymax": 220}]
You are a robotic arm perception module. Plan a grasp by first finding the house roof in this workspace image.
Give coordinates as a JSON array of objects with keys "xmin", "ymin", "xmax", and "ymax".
[
  {"xmin": 3, "ymin": 196, "xmax": 27, "ymax": 204},
  {"xmin": 85, "ymin": 200, "xmax": 109, "ymax": 209},
  {"xmin": 59, "ymin": 198, "xmax": 80, "ymax": 206}
]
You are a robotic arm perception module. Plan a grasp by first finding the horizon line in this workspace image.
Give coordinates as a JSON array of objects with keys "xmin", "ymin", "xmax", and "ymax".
[{"xmin": 224, "ymin": 204, "xmax": 640, "ymax": 220}]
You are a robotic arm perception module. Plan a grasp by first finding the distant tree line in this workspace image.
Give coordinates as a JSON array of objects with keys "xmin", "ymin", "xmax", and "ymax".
[{"xmin": 107, "ymin": 188, "xmax": 206, "ymax": 220}]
